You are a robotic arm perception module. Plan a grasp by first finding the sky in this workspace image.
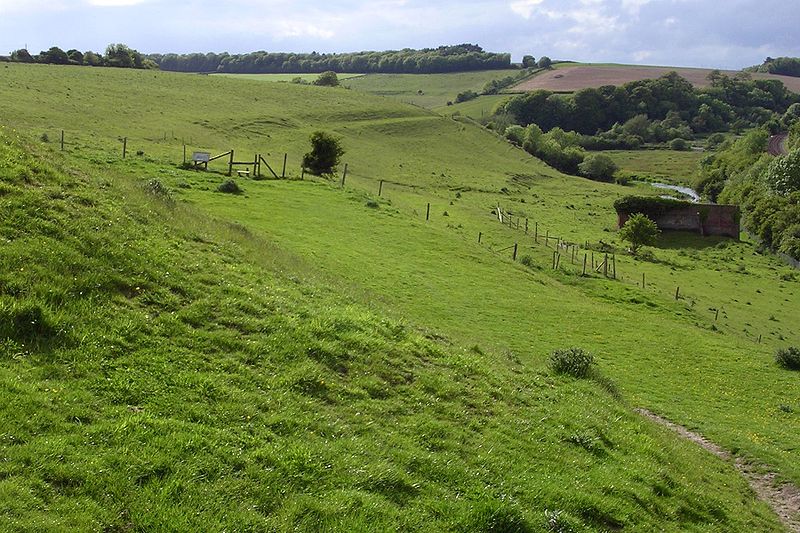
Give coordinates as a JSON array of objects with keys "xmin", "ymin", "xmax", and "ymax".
[{"xmin": 0, "ymin": 0, "xmax": 798, "ymax": 69}]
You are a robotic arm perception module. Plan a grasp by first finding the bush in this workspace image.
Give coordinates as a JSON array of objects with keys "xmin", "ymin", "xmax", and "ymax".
[
  {"xmin": 455, "ymin": 90, "xmax": 478, "ymax": 103},
  {"xmin": 217, "ymin": 179, "xmax": 242, "ymax": 194},
  {"xmin": 312, "ymin": 71, "xmax": 339, "ymax": 87},
  {"xmin": 669, "ymin": 138, "xmax": 691, "ymax": 151},
  {"xmin": 776, "ymin": 346, "xmax": 800, "ymax": 370},
  {"xmin": 302, "ymin": 131, "xmax": 345, "ymax": 175},
  {"xmin": 578, "ymin": 153, "xmax": 618, "ymax": 182},
  {"xmin": 549, "ymin": 347, "xmax": 595, "ymax": 378},
  {"xmin": 619, "ymin": 213, "xmax": 660, "ymax": 254}
]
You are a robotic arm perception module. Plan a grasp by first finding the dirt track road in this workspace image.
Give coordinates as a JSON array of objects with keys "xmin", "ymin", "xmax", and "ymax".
[{"xmin": 769, "ymin": 134, "xmax": 788, "ymax": 156}]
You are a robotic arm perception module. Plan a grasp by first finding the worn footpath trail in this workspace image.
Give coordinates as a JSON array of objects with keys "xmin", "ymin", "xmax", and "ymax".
[{"xmin": 636, "ymin": 409, "xmax": 800, "ymax": 532}]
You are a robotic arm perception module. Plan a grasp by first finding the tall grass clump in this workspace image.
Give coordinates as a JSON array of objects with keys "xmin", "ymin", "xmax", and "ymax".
[
  {"xmin": 549, "ymin": 347, "xmax": 595, "ymax": 378},
  {"xmin": 776, "ymin": 346, "xmax": 800, "ymax": 370}
]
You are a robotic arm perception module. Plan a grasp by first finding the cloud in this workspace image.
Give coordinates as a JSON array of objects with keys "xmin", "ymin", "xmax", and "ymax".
[
  {"xmin": 509, "ymin": 0, "xmax": 544, "ymax": 19},
  {"xmin": 87, "ymin": 0, "xmax": 151, "ymax": 6}
]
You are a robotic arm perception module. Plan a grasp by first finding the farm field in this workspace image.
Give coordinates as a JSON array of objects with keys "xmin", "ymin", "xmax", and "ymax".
[
  {"xmin": 511, "ymin": 63, "xmax": 800, "ymax": 93},
  {"xmin": 1, "ymin": 63, "xmax": 799, "ymax": 530},
  {"xmin": 604, "ymin": 149, "xmax": 706, "ymax": 186}
]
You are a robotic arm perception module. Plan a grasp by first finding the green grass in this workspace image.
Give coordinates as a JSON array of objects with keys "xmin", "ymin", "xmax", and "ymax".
[
  {"xmin": 342, "ymin": 70, "xmax": 521, "ymax": 108},
  {"xmin": 435, "ymin": 94, "xmax": 511, "ymax": 120},
  {"xmin": 214, "ymin": 72, "xmax": 365, "ymax": 83},
  {"xmin": 605, "ymin": 149, "xmax": 705, "ymax": 186},
  {"xmin": 1, "ymin": 62, "xmax": 799, "ymax": 530}
]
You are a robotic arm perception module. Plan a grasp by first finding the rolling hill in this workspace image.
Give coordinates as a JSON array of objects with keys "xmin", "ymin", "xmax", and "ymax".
[{"xmin": 1, "ymin": 62, "xmax": 798, "ymax": 531}]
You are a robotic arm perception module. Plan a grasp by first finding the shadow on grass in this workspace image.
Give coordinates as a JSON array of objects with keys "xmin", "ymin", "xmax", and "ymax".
[{"xmin": 654, "ymin": 231, "xmax": 731, "ymax": 251}]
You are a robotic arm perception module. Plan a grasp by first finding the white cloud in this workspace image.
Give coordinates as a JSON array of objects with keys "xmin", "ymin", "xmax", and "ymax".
[
  {"xmin": 509, "ymin": 0, "xmax": 544, "ymax": 19},
  {"xmin": 87, "ymin": 0, "xmax": 151, "ymax": 5}
]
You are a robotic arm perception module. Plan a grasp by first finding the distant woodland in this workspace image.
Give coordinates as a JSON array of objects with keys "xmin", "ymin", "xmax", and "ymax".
[
  {"xmin": 747, "ymin": 57, "xmax": 800, "ymax": 78},
  {"xmin": 147, "ymin": 44, "xmax": 512, "ymax": 74}
]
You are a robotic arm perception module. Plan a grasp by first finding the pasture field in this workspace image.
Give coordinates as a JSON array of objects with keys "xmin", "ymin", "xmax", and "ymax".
[
  {"xmin": 511, "ymin": 63, "xmax": 800, "ymax": 93},
  {"xmin": 1, "ymin": 62, "xmax": 799, "ymax": 530},
  {"xmin": 434, "ymin": 94, "xmax": 510, "ymax": 120},
  {"xmin": 214, "ymin": 72, "xmax": 365, "ymax": 83},
  {"xmin": 604, "ymin": 149, "xmax": 706, "ymax": 186},
  {"xmin": 341, "ymin": 69, "xmax": 521, "ymax": 108}
]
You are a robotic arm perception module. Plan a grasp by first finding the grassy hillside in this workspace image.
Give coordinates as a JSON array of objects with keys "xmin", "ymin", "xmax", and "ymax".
[
  {"xmin": 1, "ymin": 63, "xmax": 799, "ymax": 529},
  {"xmin": 604, "ymin": 149, "xmax": 705, "ymax": 186},
  {"xmin": 341, "ymin": 70, "xmax": 520, "ymax": 108}
]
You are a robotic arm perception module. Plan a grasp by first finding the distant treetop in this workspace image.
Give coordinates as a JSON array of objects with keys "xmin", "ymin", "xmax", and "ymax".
[
  {"xmin": 147, "ymin": 44, "xmax": 512, "ymax": 74},
  {"xmin": 747, "ymin": 57, "xmax": 800, "ymax": 78}
]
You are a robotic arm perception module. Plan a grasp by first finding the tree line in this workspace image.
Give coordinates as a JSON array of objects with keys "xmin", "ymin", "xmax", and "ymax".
[
  {"xmin": 147, "ymin": 44, "xmax": 512, "ymax": 74},
  {"xmin": 485, "ymin": 71, "xmax": 799, "ymax": 179},
  {"xmin": 746, "ymin": 57, "xmax": 800, "ymax": 78},
  {"xmin": 1, "ymin": 44, "xmax": 155, "ymax": 69}
]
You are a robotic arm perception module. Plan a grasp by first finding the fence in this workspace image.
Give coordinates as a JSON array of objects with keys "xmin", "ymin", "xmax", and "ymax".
[{"xmin": 46, "ymin": 128, "xmax": 778, "ymax": 346}]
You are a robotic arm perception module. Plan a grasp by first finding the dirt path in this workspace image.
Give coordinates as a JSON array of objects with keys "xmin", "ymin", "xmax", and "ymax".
[
  {"xmin": 636, "ymin": 408, "xmax": 800, "ymax": 532},
  {"xmin": 769, "ymin": 134, "xmax": 789, "ymax": 156}
]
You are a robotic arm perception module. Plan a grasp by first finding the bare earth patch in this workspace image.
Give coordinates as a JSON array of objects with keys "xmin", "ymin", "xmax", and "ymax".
[
  {"xmin": 511, "ymin": 65, "xmax": 800, "ymax": 93},
  {"xmin": 636, "ymin": 408, "xmax": 800, "ymax": 532}
]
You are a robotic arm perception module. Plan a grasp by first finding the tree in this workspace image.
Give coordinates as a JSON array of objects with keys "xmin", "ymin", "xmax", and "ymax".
[
  {"xmin": 578, "ymin": 153, "xmax": 618, "ymax": 182},
  {"xmin": 537, "ymin": 56, "xmax": 552, "ymax": 69},
  {"xmin": 313, "ymin": 71, "xmax": 339, "ymax": 86},
  {"xmin": 67, "ymin": 49, "xmax": 84, "ymax": 65},
  {"xmin": 766, "ymin": 149, "xmax": 800, "ymax": 196},
  {"xmin": 619, "ymin": 213, "xmax": 660, "ymax": 253},
  {"xmin": 104, "ymin": 43, "xmax": 142, "ymax": 68},
  {"xmin": 302, "ymin": 131, "xmax": 344, "ymax": 175},
  {"xmin": 10, "ymin": 49, "xmax": 34, "ymax": 63},
  {"xmin": 83, "ymin": 51, "xmax": 104, "ymax": 67},
  {"xmin": 522, "ymin": 55, "xmax": 536, "ymax": 68},
  {"xmin": 40, "ymin": 46, "xmax": 69, "ymax": 65}
]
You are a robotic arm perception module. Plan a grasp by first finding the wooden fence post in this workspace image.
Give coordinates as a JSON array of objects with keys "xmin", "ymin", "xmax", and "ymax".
[
  {"xmin": 282, "ymin": 153, "xmax": 287, "ymax": 178},
  {"xmin": 603, "ymin": 253, "xmax": 608, "ymax": 277},
  {"xmin": 379, "ymin": 180, "xmax": 384, "ymax": 197},
  {"xmin": 525, "ymin": 218, "xmax": 529, "ymax": 234},
  {"xmin": 534, "ymin": 222, "xmax": 538, "ymax": 243},
  {"xmin": 122, "ymin": 137, "xmax": 127, "ymax": 159},
  {"xmin": 513, "ymin": 243, "xmax": 518, "ymax": 261},
  {"xmin": 183, "ymin": 144, "xmax": 187, "ymax": 165},
  {"xmin": 582, "ymin": 254, "xmax": 587, "ymax": 276},
  {"xmin": 612, "ymin": 254, "xmax": 616, "ymax": 279},
  {"xmin": 642, "ymin": 273, "xmax": 646, "ymax": 289},
  {"xmin": 341, "ymin": 163, "xmax": 348, "ymax": 187},
  {"xmin": 301, "ymin": 167, "xmax": 305, "ymax": 180},
  {"xmin": 675, "ymin": 287, "xmax": 680, "ymax": 300},
  {"xmin": 426, "ymin": 203, "xmax": 431, "ymax": 221},
  {"xmin": 478, "ymin": 232, "xmax": 482, "ymax": 244},
  {"xmin": 228, "ymin": 149, "xmax": 234, "ymax": 176},
  {"xmin": 545, "ymin": 230, "xmax": 549, "ymax": 247},
  {"xmin": 60, "ymin": 130, "xmax": 65, "ymax": 151},
  {"xmin": 715, "ymin": 308, "xmax": 719, "ymax": 321}
]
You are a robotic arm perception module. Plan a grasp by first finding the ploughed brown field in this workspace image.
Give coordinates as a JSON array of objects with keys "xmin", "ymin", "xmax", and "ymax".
[{"xmin": 511, "ymin": 64, "xmax": 800, "ymax": 93}]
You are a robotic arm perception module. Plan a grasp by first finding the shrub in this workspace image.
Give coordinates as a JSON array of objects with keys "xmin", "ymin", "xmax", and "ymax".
[
  {"xmin": 519, "ymin": 255, "xmax": 535, "ymax": 268},
  {"xmin": 40, "ymin": 133, "xmax": 49, "ymax": 143},
  {"xmin": 217, "ymin": 179, "xmax": 242, "ymax": 194},
  {"xmin": 619, "ymin": 213, "xmax": 660, "ymax": 254},
  {"xmin": 313, "ymin": 71, "xmax": 339, "ymax": 87},
  {"xmin": 669, "ymin": 138, "xmax": 691, "ymax": 151},
  {"xmin": 302, "ymin": 131, "xmax": 344, "ymax": 175},
  {"xmin": 578, "ymin": 153, "xmax": 618, "ymax": 182},
  {"xmin": 549, "ymin": 347, "xmax": 595, "ymax": 378},
  {"xmin": 455, "ymin": 90, "xmax": 478, "ymax": 103},
  {"xmin": 776, "ymin": 346, "xmax": 800, "ymax": 370}
]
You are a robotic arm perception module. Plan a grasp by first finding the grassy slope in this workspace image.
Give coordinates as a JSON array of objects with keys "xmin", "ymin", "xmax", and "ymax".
[
  {"xmin": 1, "ymin": 63, "xmax": 798, "ymax": 528},
  {"xmin": 213, "ymin": 72, "xmax": 365, "ymax": 82},
  {"xmin": 604, "ymin": 149, "xmax": 705, "ymax": 186},
  {"xmin": 341, "ymin": 70, "xmax": 521, "ymax": 108},
  {"xmin": 0, "ymin": 124, "xmax": 782, "ymax": 532}
]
